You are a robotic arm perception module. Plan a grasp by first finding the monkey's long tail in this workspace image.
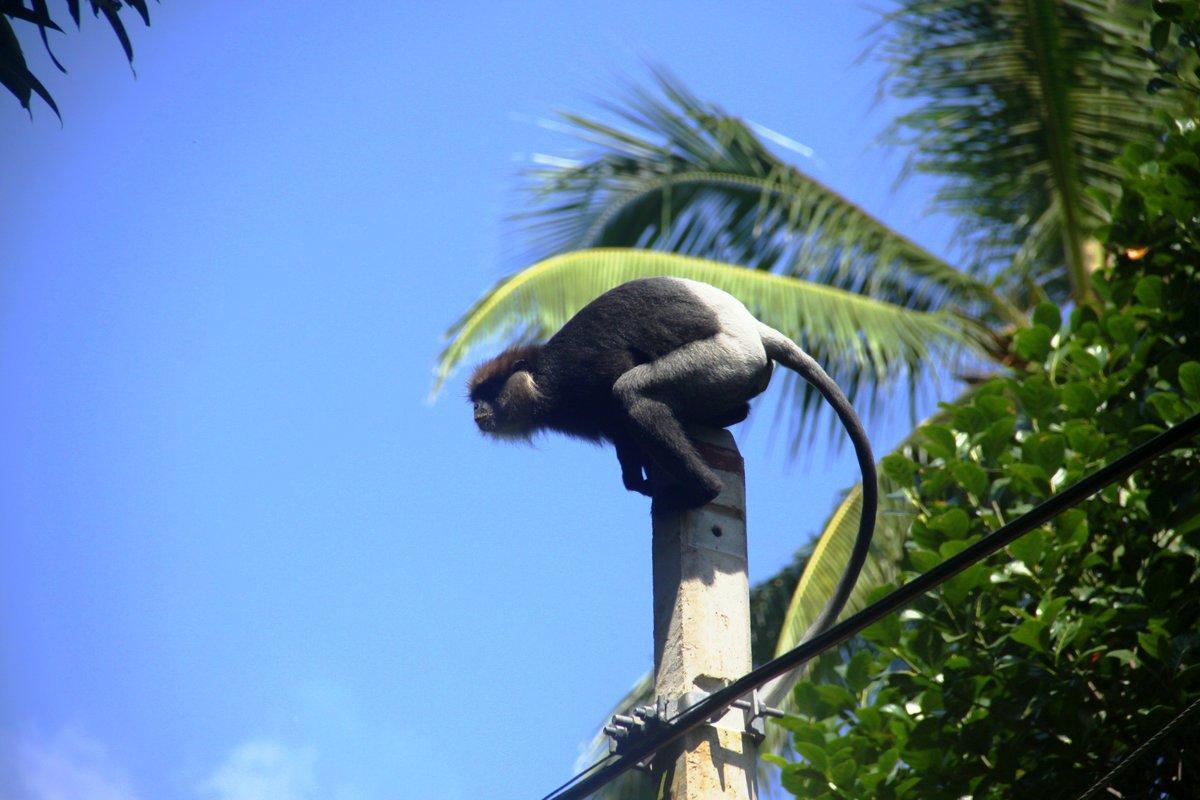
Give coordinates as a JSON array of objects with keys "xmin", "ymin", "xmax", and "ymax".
[{"xmin": 758, "ymin": 323, "xmax": 878, "ymax": 642}]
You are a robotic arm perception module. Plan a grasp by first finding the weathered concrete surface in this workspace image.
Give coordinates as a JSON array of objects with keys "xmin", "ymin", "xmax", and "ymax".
[{"xmin": 651, "ymin": 427, "xmax": 757, "ymax": 800}]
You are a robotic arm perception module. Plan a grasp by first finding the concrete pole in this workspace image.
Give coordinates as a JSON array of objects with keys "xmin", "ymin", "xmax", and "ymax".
[{"xmin": 651, "ymin": 427, "xmax": 757, "ymax": 800}]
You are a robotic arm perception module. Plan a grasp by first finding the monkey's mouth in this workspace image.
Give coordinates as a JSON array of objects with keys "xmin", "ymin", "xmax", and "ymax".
[{"xmin": 474, "ymin": 413, "xmax": 498, "ymax": 433}]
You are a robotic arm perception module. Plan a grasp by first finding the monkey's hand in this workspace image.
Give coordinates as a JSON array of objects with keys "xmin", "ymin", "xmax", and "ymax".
[
  {"xmin": 614, "ymin": 436, "xmax": 653, "ymax": 496},
  {"xmin": 622, "ymin": 467, "xmax": 652, "ymax": 496}
]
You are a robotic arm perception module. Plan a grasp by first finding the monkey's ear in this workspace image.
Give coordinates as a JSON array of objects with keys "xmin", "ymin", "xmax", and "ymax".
[{"xmin": 512, "ymin": 359, "xmax": 530, "ymax": 373}]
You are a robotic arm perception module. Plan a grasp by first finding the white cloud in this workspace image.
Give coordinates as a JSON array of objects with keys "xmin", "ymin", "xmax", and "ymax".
[
  {"xmin": 5, "ymin": 726, "xmax": 140, "ymax": 800},
  {"xmin": 198, "ymin": 740, "xmax": 318, "ymax": 800}
]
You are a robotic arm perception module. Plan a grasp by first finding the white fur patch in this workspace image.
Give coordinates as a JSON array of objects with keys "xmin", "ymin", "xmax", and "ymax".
[{"xmin": 613, "ymin": 278, "xmax": 771, "ymax": 420}]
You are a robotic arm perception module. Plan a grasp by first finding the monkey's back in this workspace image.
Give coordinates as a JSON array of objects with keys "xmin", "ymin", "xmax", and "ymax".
[{"xmin": 539, "ymin": 278, "xmax": 721, "ymax": 407}]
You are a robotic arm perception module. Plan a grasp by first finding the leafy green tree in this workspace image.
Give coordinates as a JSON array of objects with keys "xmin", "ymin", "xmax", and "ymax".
[
  {"xmin": 772, "ymin": 115, "xmax": 1200, "ymax": 799},
  {"xmin": 3, "ymin": 1, "xmax": 153, "ymax": 117}
]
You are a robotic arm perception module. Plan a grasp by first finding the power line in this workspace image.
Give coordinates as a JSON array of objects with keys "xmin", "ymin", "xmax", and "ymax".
[
  {"xmin": 1071, "ymin": 696, "xmax": 1200, "ymax": 800},
  {"xmin": 538, "ymin": 412, "xmax": 1200, "ymax": 800}
]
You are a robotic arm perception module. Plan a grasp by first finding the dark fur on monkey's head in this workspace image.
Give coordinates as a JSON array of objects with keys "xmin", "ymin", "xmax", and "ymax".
[{"xmin": 467, "ymin": 344, "xmax": 544, "ymax": 438}]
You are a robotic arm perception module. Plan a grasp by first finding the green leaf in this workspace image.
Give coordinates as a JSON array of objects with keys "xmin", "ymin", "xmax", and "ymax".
[
  {"xmin": 1067, "ymin": 344, "xmax": 1104, "ymax": 376},
  {"xmin": 1023, "ymin": 432, "xmax": 1066, "ymax": 473},
  {"xmin": 951, "ymin": 461, "xmax": 988, "ymax": 497},
  {"xmin": 793, "ymin": 741, "xmax": 829, "ymax": 773},
  {"xmin": 976, "ymin": 394, "xmax": 1013, "ymax": 421},
  {"xmin": 922, "ymin": 425, "xmax": 958, "ymax": 460},
  {"xmin": 1010, "ymin": 619, "xmax": 1048, "ymax": 651},
  {"xmin": 1151, "ymin": 19, "xmax": 1171, "ymax": 50},
  {"xmin": 1105, "ymin": 313, "xmax": 1137, "ymax": 345},
  {"xmin": 1178, "ymin": 361, "xmax": 1200, "ymax": 399},
  {"xmin": 845, "ymin": 650, "xmax": 873, "ymax": 693},
  {"xmin": 1064, "ymin": 420, "xmax": 1106, "ymax": 459},
  {"xmin": 1062, "ymin": 382, "xmax": 1099, "ymax": 415},
  {"xmin": 1134, "ymin": 276, "xmax": 1164, "ymax": 308},
  {"xmin": 1146, "ymin": 392, "xmax": 1186, "ymax": 424},
  {"xmin": 982, "ymin": 416, "xmax": 1017, "ymax": 459},
  {"xmin": 1137, "ymin": 630, "xmax": 1166, "ymax": 660},
  {"xmin": 882, "ymin": 453, "xmax": 917, "ymax": 486},
  {"xmin": 1014, "ymin": 325, "xmax": 1053, "ymax": 361},
  {"xmin": 1154, "ymin": 1, "xmax": 1183, "ymax": 19},
  {"xmin": 909, "ymin": 548, "xmax": 941, "ymax": 572},
  {"xmin": 831, "ymin": 758, "xmax": 858, "ymax": 788},
  {"xmin": 930, "ymin": 508, "xmax": 971, "ymax": 539},
  {"xmin": 863, "ymin": 611, "xmax": 902, "ymax": 649},
  {"xmin": 952, "ymin": 404, "xmax": 987, "ymax": 434},
  {"xmin": 1033, "ymin": 302, "xmax": 1062, "ymax": 331},
  {"xmin": 1009, "ymin": 529, "xmax": 1046, "ymax": 567},
  {"xmin": 1106, "ymin": 649, "xmax": 1140, "ymax": 668}
]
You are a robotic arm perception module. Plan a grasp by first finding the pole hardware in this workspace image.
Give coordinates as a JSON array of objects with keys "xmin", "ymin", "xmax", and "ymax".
[
  {"xmin": 604, "ymin": 688, "xmax": 785, "ymax": 764},
  {"xmin": 731, "ymin": 690, "xmax": 786, "ymax": 744},
  {"xmin": 604, "ymin": 699, "xmax": 669, "ymax": 771}
]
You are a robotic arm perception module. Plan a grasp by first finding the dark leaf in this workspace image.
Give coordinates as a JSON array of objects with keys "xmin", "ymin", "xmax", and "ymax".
[
  {"xmin": 31, "ymin": 0, "xmax": 68, "ymax": 72},
  {"xmin": 125, "ymin": 0, "xmax": 151, "ymax": 26},
  {"xmin": 1152, "ymin": 19, "xmax": 1172, "ymax": 51},
  {"xmin": 98, "ymin": 4, "xmax": 133, "ymax": 63}
]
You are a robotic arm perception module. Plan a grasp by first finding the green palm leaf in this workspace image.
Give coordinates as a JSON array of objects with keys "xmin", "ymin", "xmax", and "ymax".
[
  {"xmin": 878, "ymin": 0, "xmax": 1172, "ymax": 302},
  {"xmin": 519, "ymin": 70, "xmax": 1022, "ymax": 326},
  {"xmin": 434, "ymin": 249, "xmax": 987, "ymax": 435}
]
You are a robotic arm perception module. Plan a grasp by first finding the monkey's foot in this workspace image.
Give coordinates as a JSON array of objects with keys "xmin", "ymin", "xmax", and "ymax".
[
  {"xmin": 623, "ymin": 477, "xmax": 653, "ymax": 497},
  {"xmin": 651, "ymin": 480, "xmax": 722, "ymax": 512}
]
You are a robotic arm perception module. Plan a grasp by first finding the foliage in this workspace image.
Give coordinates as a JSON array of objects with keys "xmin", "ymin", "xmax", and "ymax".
[
  {"xmin": 1142, "ymin": 0, "xmax": 1200, "ymax": 100},
  {"xmin": 771, "ymin": 120, "xmax": 1200, "ymax": 800},
  {"xmin": 2, "ymin": 0, "xmax": 153, "ymax": 117},
  {"xmin": 878, "ymin": 0, "xmax": 1168, "ymax": 303}
]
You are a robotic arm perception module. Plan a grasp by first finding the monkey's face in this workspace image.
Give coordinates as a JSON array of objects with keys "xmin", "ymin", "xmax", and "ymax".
[{"xmin": 469, "ymin": 366, "xmax": 539, "ymax": 438}]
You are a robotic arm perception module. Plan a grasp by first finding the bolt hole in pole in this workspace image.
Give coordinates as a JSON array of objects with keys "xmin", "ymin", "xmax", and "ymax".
[{"xmin": 711, "ymin": 526, "xmax": 723, "ymax": 538}]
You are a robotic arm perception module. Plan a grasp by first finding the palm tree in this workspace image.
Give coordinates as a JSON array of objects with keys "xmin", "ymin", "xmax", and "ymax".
[{"xmin": 435, "ymin": 1, "xmax": 1175, "ymax": 794}]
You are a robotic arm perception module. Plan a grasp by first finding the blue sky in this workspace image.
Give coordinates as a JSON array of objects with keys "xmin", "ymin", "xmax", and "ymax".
[{"xmin": 1, "ymin": 3, "xmax": 962, "ymax": 799}]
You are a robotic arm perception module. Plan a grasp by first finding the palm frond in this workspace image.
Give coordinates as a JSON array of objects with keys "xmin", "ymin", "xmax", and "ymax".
[
  {"xmin": 518, "ymin": 70, "xmax": 1022, "ymax": 326},
  {"xmin": 434, "ymin": 249, "xmax": 987, "ymax": 437},
  {"xmin": 877, "ymin": 0, "xmax": 1172, "ymax": 302}
]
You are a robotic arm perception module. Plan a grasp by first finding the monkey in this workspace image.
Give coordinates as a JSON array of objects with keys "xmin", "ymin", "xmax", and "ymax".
[{"xmin": 468, "ymin": 276, "xmax": 878, "ymax": 637}]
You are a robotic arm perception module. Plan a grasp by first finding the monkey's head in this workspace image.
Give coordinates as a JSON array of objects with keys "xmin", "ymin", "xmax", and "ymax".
[{"xmin": 467, "ymin": 345, "xmax": 543, "ymax": 439}]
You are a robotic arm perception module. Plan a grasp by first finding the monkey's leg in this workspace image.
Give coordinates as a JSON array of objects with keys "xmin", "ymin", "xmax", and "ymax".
[
  {"xmin": 613, "ymin": 331, "xmax": 769, "ymax": 507},
  {"xmin": 705, "ymin": 402, "xmax": 751, "ymax": 428},
  {"xmin": 620, "ymin": 395, "xmax": 722, "ymax": 508},
  {"xmin": 614, "ymin": 376, "xmax": 722, "ymax": 508}
]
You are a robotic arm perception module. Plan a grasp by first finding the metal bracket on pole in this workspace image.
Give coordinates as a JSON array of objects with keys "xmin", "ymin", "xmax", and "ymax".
[
  {"xmin": 730, "ymin": 689, "xmax": 786, "ymax": 744},
  {"xmin": 605, "ymin": 689, "xmax": 784, "ymax": 768},
  {"xmin": 604, "ymin": 699, "xmax": 669, "ymax": 772}
]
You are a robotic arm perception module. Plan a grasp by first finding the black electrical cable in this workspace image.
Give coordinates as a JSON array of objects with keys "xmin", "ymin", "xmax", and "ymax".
[
  {"xmin": 539, "ymin": 412, "xmax": 1200, "ymax": 800},
  {"xmin": 1071, "ymin": 696, "xmax": 1200, "ymax": 800}
]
